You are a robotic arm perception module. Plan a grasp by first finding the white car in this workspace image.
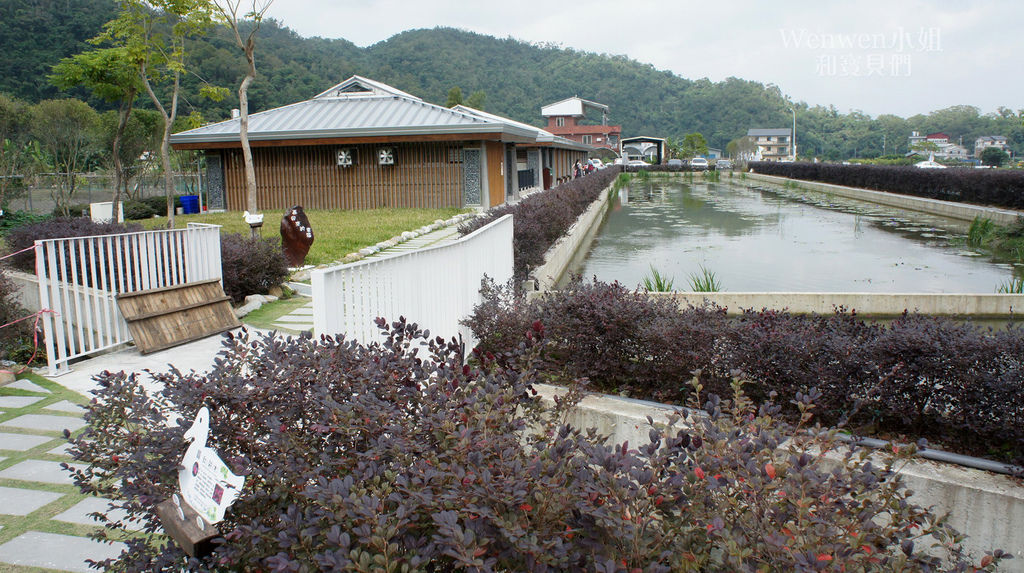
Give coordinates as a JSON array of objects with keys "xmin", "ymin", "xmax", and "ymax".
[
  {"xmin": 690, "ymin": 157, "xmax": 709, "ymax": 170},
  {"xmin": 589, "ymin": 158, "xmax": 605, "ymax": 170},
  {"xmin": 627, "ymin": 159, "xmax": 648, "ymax": 167}
]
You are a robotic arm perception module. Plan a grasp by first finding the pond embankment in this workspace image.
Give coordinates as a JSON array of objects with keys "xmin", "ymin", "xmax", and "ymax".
[{"xmin": 744, "ymin": 171, "xmax": 1024, "ymax": 225}]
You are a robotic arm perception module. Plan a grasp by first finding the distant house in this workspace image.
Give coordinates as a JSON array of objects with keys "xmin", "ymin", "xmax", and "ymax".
[
  {"xmin": 908, "ymin": 131, "xmax": 970, "ymax": 160},
  {"xmin": 747, "ymin": 128, "xmax": 792, "ymax": 161},
  {"xmin": 169, "ymin": 76, "xmax": 589, "ymax": 211},
  {"xmin": 975, "ymin": 135, "xmax": 1010, "ymax": 159},
  {"xmin": 621, "ymin": 136, "xmax": 666, "ymax": 164},
  {"xmin": 541, "ymin": 97, "xmax": 622, "ymax": 156}
]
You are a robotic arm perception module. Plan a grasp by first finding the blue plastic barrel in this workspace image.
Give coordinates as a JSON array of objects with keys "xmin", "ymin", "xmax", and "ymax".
[{"xmin": 181, "ymin": 195, "xmax": 199, "ymax": 214}]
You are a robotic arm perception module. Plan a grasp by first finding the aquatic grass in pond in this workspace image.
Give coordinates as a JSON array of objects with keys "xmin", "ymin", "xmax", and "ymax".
[
  {"xmin": 998, "ymin": 276, "xmax": 1024, "ymax": 294},
  {"xmin": 641, "ymin": 265, "xmax": 675, "ymax": 292},
  {"xmin": 688, "ymin": 264, "xmax": 722, "ymax": 292},
  {"xmin": 613, "ymin": 172, "xmax": 633, "ymax": 190},
  {"xmin": 968, "ymin": 216, "xmax": 995, "ymax": 247}
]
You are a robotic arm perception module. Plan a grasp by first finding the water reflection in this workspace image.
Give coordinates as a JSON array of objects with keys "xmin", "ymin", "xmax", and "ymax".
[{"xmin": 576, "ymin": 180, "xmax": 1016, "ymax": 293}]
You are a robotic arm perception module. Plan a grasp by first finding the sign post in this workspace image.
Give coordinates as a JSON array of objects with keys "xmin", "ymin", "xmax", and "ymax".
[{"xmin": 157, "ymin": 407, "xmax": 245, "ymax": 557}]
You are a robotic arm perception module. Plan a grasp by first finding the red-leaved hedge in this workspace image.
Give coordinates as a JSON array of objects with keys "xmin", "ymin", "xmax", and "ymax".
[{"xmin": 750, "ymin": 161, "xmax": 1024, "ymax": 210}]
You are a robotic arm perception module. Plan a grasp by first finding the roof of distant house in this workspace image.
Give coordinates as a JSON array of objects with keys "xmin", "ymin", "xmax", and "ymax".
[
  {"xmin": 926, "ymin": 132, "xmax": 950, "ymax": 140},
  {"xmin": 541, "ymin": 97, "xmax": 609, "ymax": 118},
  {"xmin": 976, "ymin": 135, "xmax": 1008, "ymax": 142},
  {"xmin": 747, "ymin": 128, "xmax": 791, "ymax": 137}
]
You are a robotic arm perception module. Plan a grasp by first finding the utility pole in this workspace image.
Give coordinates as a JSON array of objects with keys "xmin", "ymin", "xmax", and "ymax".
[
  {"xmin": 882, "ymin": 133, "xmax": 886, "ymax": 156},
  {"xmin": 789, "ymin": 107, "xmax": 797, "ymax": 160}
]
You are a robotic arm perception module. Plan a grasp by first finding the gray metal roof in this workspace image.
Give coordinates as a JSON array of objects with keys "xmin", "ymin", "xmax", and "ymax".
[
  {"xmin": 170, "ymin": 78, "xmax": 537, "ymax": 145},
  {"xmin": 747, "ymin": 128, "xmax": 791, "ymax": 137}
]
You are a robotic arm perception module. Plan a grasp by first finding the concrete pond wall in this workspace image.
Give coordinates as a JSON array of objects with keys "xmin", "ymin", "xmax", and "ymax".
[{"xmin": 534, "ymin": 383, "xmax": 1024, "ymax": 570}]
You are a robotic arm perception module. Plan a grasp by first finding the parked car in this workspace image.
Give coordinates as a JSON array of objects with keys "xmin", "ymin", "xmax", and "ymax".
[
  {"xmin": 690, "ymin": 157, "xmax": 709, "ymax": 171},
  {"xmin": 589, "ymin": 158, "xmax": 605, "ymax": 170},
  {"xmin": 716, "ymin": 159, "xmax": 733, "ymax": 170},
  {"xmin": 627, "ymin": 159, "xmax": 648, "ymax": 167},
  {"xmin": 667, "ymin": 158, "xmax": 684, "ymax": 168}
]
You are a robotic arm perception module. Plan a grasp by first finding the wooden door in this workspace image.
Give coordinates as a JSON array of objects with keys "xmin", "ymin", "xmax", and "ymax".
[{"xmin": 486, "ymin": 141, "xmax": 505, "ymax": 207}]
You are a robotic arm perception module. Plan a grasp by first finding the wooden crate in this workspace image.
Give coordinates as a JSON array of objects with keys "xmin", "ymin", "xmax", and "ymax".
[{"xmin": 117, "ymin": 279, "xmax": 240, "ymax": 354}]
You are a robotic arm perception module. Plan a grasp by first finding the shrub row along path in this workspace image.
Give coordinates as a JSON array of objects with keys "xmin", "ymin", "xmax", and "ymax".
[
  {"xmin": 272, "ymin": 222, "xmax": 465, "ymax": 333},
  {"xmin": 0, "ymin": 222, "xmax": 469, "ymax": 570}
]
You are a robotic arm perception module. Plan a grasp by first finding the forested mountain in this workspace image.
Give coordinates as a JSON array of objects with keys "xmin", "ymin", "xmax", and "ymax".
[{"xmin": 2, "ymin": 0, "xmax": 1021, "ymax": 158}]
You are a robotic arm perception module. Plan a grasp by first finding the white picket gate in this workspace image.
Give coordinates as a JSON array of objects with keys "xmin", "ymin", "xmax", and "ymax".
[
  {"xmin": 35, "ymin": 223, "xmax": 223, "ymax": 375},
  {"xmin": 312, "ymin": 215, "xmax": 513, "ymax": 345}
]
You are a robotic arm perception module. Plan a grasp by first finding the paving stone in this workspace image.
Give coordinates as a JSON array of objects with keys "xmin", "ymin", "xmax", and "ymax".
[
  {"xmin": 4, "ymin": 379, "xmax": 50, "ymax": 393},
  {"xmin": 48, "ymin": 442, "xmax": 74, "ymax": 456},
  {"xmin": 0, "ymin": 396, "xmax": 45, "ymax": 409},
  {"xmin": 0, "ymin": 459, "xmax": 82, "ymax": 485},
  {"xmin": 0, "ymin": 531, "xmax": 126, "ymax": 572},
  {"xmin": 272, "ymin": 315, "xmax": 315, "ymax": 323},
  {"xmin": 0, "ymin": 485, "xmax": 63, "ymax": 516},
  {"xmin": 42, "ymin": 400, "xmax": 86, "ymax": 413},
  {"xmin": 1, "ymin": 413, "xmax": 86, "ymax": 433},
  {"xmin": 53, "ymin": 497, "xmax": 141, "ymax": 530},
  {"xmin": 0, "ymin": 432, "xmax": 53, "ymax": 451}
]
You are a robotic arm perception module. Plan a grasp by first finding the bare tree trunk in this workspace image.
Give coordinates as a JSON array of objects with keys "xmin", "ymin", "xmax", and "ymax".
[
  {"xmin": 162, "ymin": 74, "xmax": 179, "ymax": 229},
  {"xmin": 110, "ymin": 91, "xmax": 136, "ymax": 222},
  {"xmin": 239, "ymin": 37, "xmax": 259, "ymax": 237},
  {"xmin": 141, "ymin": 60, "xmax": 181, "ymax": 229}
]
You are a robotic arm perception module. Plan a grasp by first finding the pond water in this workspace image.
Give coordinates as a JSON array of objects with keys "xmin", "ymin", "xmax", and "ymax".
[{"xmin": 573, "ymin": 178, "xmax": 1020, "ymax": 292}]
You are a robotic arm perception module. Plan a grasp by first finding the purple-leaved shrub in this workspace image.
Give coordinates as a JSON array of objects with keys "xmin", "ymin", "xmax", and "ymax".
[
  {"xmin": 464, "ymin": 277, "xmax": 1024, "ymax": 467},
  {"xmin": 219, "ymin": 232, "xmax": 289, "ymax": 303},
  {"xmin": 460, "ymin": 167, "xmax": 622, "ymax": 281},
  {"xmin": 750, "ymin": 161, "xmax": 1024, "ymax": 209},
  {"xmin": 66, "ymin": 320, "xmax": 1007, "ymax": 571}
]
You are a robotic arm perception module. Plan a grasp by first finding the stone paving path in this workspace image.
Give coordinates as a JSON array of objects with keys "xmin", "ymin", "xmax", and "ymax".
[
  {"xmin": 0, "ymin": 376, "xmax": 128, "ymax": 572},
  {"xmin": 270, "ymin": 223, "xmax": 465, "ymax": 334}
]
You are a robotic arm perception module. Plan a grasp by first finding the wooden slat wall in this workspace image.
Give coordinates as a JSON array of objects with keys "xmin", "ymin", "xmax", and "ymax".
[{"xmin": 221, "ymin": 142, "xmax": 467, "ymax": 211}]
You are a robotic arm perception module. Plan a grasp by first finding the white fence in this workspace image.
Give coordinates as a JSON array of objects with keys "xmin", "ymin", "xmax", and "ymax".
[
  {"xmin": 35, "ymin": 223, "xmax": 223, "ymax": 375},
  {"xmin": 312, "ymin": 215, "xmax": 513, "ymax": 345}
]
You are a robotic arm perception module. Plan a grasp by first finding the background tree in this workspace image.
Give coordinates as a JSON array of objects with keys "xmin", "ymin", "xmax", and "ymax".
[
  {"xmin": 663, "ymin": 136, "xmax": 680, "ymax": 159},
  {"xmin": 465, "ymin": 89, "xmax": 486, "ymax": 110},
  {"xmin": 31, "ymin": 99, "xmax": 100, "ymax": 216},
  {"xmin": 444, "ymin": 86, "xmax": 463, "ymax": 108},
  {"xmin": 980, "ymin": 146, "xmax": 1009, "ymax": 167},
  {"xmin": 0, "ymin": 93, "xmax": 33, "ymax": 209},
  {"xmin": 97, "ymin": 0, "xmax": 220, "ymax": 228},
  {"xmin": 210, "ymin": 0, "xmax": 274, "ymax": 233},
  {"xmin": 97, "ymin": 108, "xmax": 160, "ymax": 200},
  {"xmin": 51, "ymin": 47, "xmax": 142, "ymax": 220},
  {"xmin": 680, "ymin": 132, "xmax": 708, "ymax": 158},
  {"xmin": 726, "ymin": 136, "xmax": 758, "ymax": 160}
]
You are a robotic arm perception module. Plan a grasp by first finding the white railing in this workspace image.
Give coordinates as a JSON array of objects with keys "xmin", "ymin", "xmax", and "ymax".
[
  {"xmin": 35, "ymin": 223, "xmax": 222, "ymax": 375},
  {"xmin": 312, "ymin": 215, "xmax": 513, "ymax": 345}
]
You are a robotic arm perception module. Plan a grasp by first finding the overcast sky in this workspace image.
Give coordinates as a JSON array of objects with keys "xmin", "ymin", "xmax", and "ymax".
[{"xmin": 269, "ymin": 0, "xmax": 1018, "ymax": 119}]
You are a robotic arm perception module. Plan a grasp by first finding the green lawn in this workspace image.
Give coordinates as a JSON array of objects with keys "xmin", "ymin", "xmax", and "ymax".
[{"xmin": 143, "ymin": 207, "xmax": 468, "ymax": 266}]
